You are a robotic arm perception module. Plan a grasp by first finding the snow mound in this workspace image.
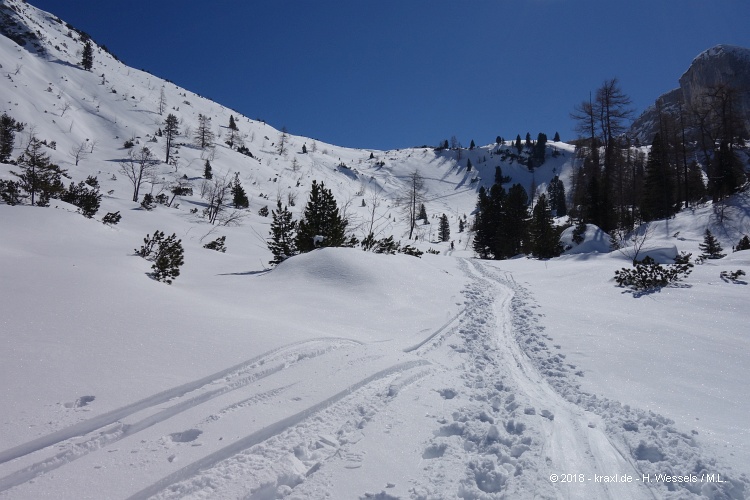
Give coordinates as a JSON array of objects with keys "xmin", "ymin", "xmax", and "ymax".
[
  {"xmin": 560, "ymin": 224, "xmax": 611, "ymax": 255},
  {"xmin": 267, "ymin": 247, "xmax": 439, "ymax": 293}
]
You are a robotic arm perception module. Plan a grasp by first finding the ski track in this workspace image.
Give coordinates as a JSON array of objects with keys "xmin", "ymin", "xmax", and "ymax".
[
  {"xmin": 3, "ymin": 259, "xmax": 747, "ymax": 499},
  {"xmin": 126, "ymin": 360, "xmax": 431, "ymax": 500},
  {"xmin": 0, "ymin": 337, "xmax": 360, "ymax": 492},
  {"xmin": 473, "ymin": 260, "xmax": 748, "ymax": 500}
]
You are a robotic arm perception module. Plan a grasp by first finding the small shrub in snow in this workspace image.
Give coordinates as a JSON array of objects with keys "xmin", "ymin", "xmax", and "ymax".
[
  {"xmin": 123, "ymin": 139, "xmax": 135, "ymax": 148},
  {"xmin": 572, "ymin": 221, "xmax": 586, "ymax": 245},
  {"xmin": 203, "ymin": 236, "xmax": 226, "ymax": 253},
  {"xmin": 155, "ymin": 193, "xmax": 169, "ymax": 205},
  {"xmin": 140, "ymin": 193, "xmax": 156, "ymax": 210},
  {"xmin": 614, "ymin": 254, "xmax": 693, "ymax": 291},
  {"xmin": 258, "ymin": 205, "xmax": 269, "ymax": 217},
  {"xmin": 102, "ymin": 211, "xmax": 121, "ymax": 225},
  {"xmin": 60, "ymin": 179, "xmax": 101, "ymax": 218},
  {"xmin": 720, "ymin": 270, "xmax": 746, "ymax": 284},
  {"xmin": 136, "ymin": 230, "xmax": 184, "ymax": 284}
]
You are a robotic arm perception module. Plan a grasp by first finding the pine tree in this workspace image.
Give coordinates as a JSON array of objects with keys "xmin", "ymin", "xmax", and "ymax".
[
  {"xmin": 0, "ymin": 113, "xmax": 23, "ymax": 163},
  {"xmin": 699, "ymin": 229, "xmax": 725, "ymax": 259},
  {"xmin": 194, "ymin": 114, "xmax": 214, "ymax": 149},
  {"xmin": 296, "ymin": 180, "xmax": 353, "ymax": 252},
  {"xmin": 525, "ymin": 132, "xmax": 532, "ymax": 149},
  {"xmin": 204, "ymin": 160, "xmax": 213, "ymax": 179},
  {"xmin": 438, "ymin": 214, "xmax": 450, "ymax": 242},
  {"xmin": 163, "ymin": 113, "xmax": 179, "ymax": 163},
  {"xmin": 81, "ymin": 40, "xmax": 93, "ymax": 71},
  {"xmin": 530, "ymin": 194, "xmax": 560, "ymax": 258},
  {"xmin": 534, "ymin": 133, "xmax": 547, "ymax": 165},
  {"xmin": 268, "ymin": 201, "xmax": 297, "ymax": 265},
  {"xmin": 12, "ymin": 136, "xmax": 68, "ymax": 206},
  {"xmin": 231, "ymin": 173, "xmax": 249, "ymax": 208},
  {"xmin": 227, "ymin": 115, "xmax": 239, "ymax": 148},
  {"xmin": 735, "ymin": 235, "xmax": 750, "ymax": 252},
  {"xmin": 418, "ymin": 203, "xmax": 428, "ymax": 221},
  {"xmin": 553, "ymin": 131, "xmax": 560, "ymax": 142},
  {"xmin": 494, "ymin": 166, "xmax": 510, "ymax": 185},
  {"xmin": 458, "ymin": 218, "xmax": 465, "ymax": 233},
  {"xmin": 469, "ymin": 139, "xmax": 476, "ymax": 150},
  {"xmin": 642, "ymin": 133, "xmax": 674, "ymax": 221},
  {"xmin": 60, "ymin": 178, "xmax": 101, "ymax": 218},
  {"xmin": 515, "ymin": 134, "xmax": 522, "ymax": 154},
  {"xmin": 547, "ymin": 175, "xmax": 567, "ymax": 217},
  {"xmin": 466, "ymin": 158, "xmax": 473, "ymax": 172}
]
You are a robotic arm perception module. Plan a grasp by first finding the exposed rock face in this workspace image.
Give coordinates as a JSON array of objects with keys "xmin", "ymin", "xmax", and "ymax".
[{"xmin": 630, "ymin": 45, "xmax": 750, "ymax": 144}]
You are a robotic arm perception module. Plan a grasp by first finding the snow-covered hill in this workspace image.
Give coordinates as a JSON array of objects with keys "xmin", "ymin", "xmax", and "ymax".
[{"xmin": 1, "ymin": 1, "xmax": 749, "ymax": 499}]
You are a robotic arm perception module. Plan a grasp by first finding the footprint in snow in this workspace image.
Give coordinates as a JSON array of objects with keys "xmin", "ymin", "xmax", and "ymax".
[
  {"xmin": 169, "ymin": 429, "xmax": 202, "ymax": 443},
  {"xmin": 64, "ymin": 395, "xmax": 95, "ymax": 408}
]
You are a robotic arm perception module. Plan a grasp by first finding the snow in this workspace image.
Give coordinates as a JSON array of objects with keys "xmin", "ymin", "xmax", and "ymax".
[{"xmin": 0, "ymin": 1, "xmax": 749, "ymax": 498}]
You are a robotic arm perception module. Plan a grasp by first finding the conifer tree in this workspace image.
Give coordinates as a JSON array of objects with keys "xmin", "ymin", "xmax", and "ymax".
[
  {"xmin": 553, "ymin": 131, "xmax": 560, "ymax": 142},
  {"xmin": 469, "ymin": 139, "xmax": 476, "ymax": 150},
  {"xmin": 12, "ymin": 136, "xmax": 68, "ymax": 206},
  {"xmin": 642, "ymin": 133, "xmax": 674, "ymax": 221},
  {"xmin": 0, "ymin": 113, "xmax": 23, "ymax": 163},
  {"xmin": 515, "ymin": 135, "xmax": 522, "ymax": 154},
  {"xmin": 194, "ymin": 114, "xmax": 214, "ymax": 149},
  {"xmin": 81, "ymin": 40, "xmax": 93, "ymax": 71},
  {"xmin": 466, "ymin": 158, "xmax": 472, "ymax": 172},
  {"xmin": 438, "ymin": 214, "xmax": 450, "ymax": 242},
  {"xmin": 458, "ymin": 218, "xmax": 465, "ymax": 233},
  {"xmin": 547, "ymin": 175, "xmax": 567, "ymax": 216},
  {"xmin": 529, "ymin": 194, "xmax": 560, "ymax": 258},
  {"xmin": 699, "ymin": 229, "xmax": 725, "ymax": 259},
  {"xmin": 296, "ymin": 180, "xmax": 353, "ymax": 252},
  {"xmin": 204, "ymin": 159, "xmax": 213, "ymax": 179},
  {"xmin": 268, "ymin": 200, "xmax": 297, "ymax": 265},
  {"xmin": 231, "ymin": 173, "xmax": 249, "ymax": 208},
  {"xmin": 163, "ymin": 113, "xmax": 179, "ymax": 163},
  {"xmin": 418, "ymin": 203, "xmax": 428, "ymax": 221},
  {"xmin": 735, "ymin": 235, "xmax": 750, "ymax": 252},
  {"xmin": 494, "ymin": 166, "xmax": 510, "ymax": 185}
]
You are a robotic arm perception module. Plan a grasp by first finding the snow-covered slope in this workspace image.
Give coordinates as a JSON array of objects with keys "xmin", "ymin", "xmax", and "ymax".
[{"xmin": 1, "ymin": 1, "xmax": 749, "ymax": 499}]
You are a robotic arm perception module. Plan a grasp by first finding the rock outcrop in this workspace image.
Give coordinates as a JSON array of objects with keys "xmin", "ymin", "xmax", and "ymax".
[{"xmin": 630, "ymin": 45, "xmax": 750, "ymax": 144}]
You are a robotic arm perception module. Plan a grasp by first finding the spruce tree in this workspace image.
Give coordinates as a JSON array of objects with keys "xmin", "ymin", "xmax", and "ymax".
[
  {"xmin": 0, "ymin": 113, "xmax": 23, "ymax": 163},
  {"xmin": 81, "ymin": 40, "xmax": 93, "ymax": 71},
  {"xmin": 469, "ymin": 139, "xmax": 476, "ymax": 150},
  {"xmin": 12, "ymin": 136, "xmax": 68, "ymax": 206},
  {"xmin": 458, "ymin": 218, "xmax": 465, "ymax": 233},
  {"xmin": 547, "ymin": 175, "xmax": 567, "ymax": 216},
  {"xmin": 204, "ymin": 160, "xmax": 213, "ymax": 179},
  {"xmin": 163, "ymin": 113, "xmax": 179, "ymax": 163},
  {"xmin": 466, "ymin": 158, "xmax": 472, "ymax": 172},
  {"xmin": 553, "ymin": 131, "xmax": 560, "ymax": 142},
  {"xmin": 699, "ymin": 229, "xmax": 725, "ymax": 259},
  {"xmin": 642, "ymin": 133, "xmax": 674, "ymax": 221},
  {"xmin": 231, "ymin": 173, "xmax": 249, "ymax": 208},
  {"xmin": 296, "ymin": 180, "xmax": 352, "ymax": 252},
  {"xmin": 418, "ymin": 203, "xmax": 428, "ymax": 221},
  {"xmin": 494, "ymin": 166, "xmax": 510, "ymax": 185},
  {"xmin": 515, "ymin": 135, "xmax": 522, "ymax": 154},
  {"xmin": 438, "ymin": 214, "xmax": 450, "ymax": 242},
  {"xmin": 530, "ymin": 194, "xmax": 560, "ymax": 258},
  {"xmin": 268, "ymin": 201, "xmax": 297, "ymax": 265},
  {"xmin": 735, "ymin": 235, "xmax": 750, "ymax": 252}
]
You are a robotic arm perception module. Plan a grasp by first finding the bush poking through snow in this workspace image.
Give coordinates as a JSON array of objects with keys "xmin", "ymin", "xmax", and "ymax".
[
  {"xmin": 135, "ymin": 230, "xmax": 184, "ymax": 284},
  {"xmin": 102, "ymin": 211, "xmax": 121, "ymax": 225},
  {"xmin": 60, "ymin": 178, "xmax": 101, "ymax": 218},
  {"xmin": 203, "ymin": 235, "xmax": 226, "ymax": 253},
  {"xmin": 614, "ymin": 253, "xmax": 693, "ymax": 291},
  {"xmin": 140, "ymin": 193, "xmax": 156, "ymax": 210},
  {"xmin": 720, "ymin": 270, "xmax": 746, "ymax": 284}
]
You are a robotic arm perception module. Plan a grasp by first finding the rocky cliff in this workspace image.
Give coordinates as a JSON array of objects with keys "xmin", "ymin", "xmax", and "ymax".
[{"xmin": 630, "ymin": 45, "xmax": 750, "ymax": 145}]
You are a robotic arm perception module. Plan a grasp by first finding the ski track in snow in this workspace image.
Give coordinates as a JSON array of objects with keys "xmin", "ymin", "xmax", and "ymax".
[
  {"xmin": 0, "ymin": 337, "xmax": 360, "ymax": 493},
  {"xmin": 1, "ymin": 260, "xmax": 747, "ymax": 499}
]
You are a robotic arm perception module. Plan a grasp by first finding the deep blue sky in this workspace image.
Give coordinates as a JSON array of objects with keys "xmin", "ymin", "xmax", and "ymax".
[{"xmin": 31, "ymin": 0, "xmax": 750, "ymax": 150}]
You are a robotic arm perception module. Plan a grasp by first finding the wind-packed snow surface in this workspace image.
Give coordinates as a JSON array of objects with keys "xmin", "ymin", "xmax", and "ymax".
[{"xmin": 1, "ymin": 1, "xmax": 749, "ymax": 498}]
